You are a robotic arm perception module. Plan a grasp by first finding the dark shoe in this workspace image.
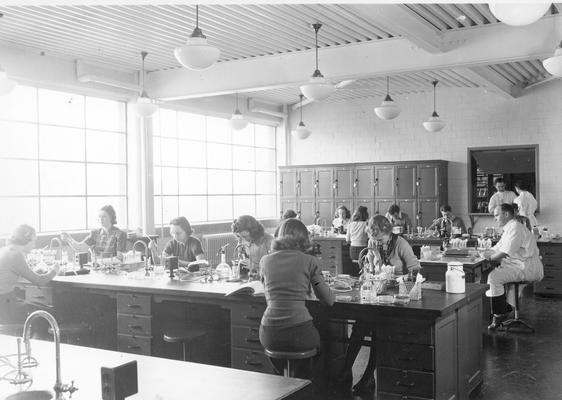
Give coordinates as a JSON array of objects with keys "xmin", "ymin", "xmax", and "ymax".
[
  {"xmin": 488, "ymin": 310, "xmax": 513, "ymax": 330},
  {"xmin": 352, "ymin": 374, "xmax": 376, "ymax": 395}
]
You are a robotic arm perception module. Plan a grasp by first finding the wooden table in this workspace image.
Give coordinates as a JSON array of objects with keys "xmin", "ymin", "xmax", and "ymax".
[
  {"xmin": 0, "ymin": 334, "xmax": 311, "ymax": 400},
  {"xmin": 420, "ymin": 256, "xmax": 489, "ymax": 283}
]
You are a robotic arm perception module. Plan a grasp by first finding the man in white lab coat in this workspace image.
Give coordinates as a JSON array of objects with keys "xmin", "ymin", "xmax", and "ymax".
[
  {"xmin": 487, "ymin": 177, "xmax": 517, "ymax": 214},
  {"xmin": 485, "ymin": 203, "xmax": 543, "ymax": 330}
]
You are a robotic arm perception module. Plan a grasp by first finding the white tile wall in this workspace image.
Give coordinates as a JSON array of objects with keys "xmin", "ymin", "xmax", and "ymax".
[{"xmin": 287, "ymin": 81, "xmax": 562, "ymax": 233}]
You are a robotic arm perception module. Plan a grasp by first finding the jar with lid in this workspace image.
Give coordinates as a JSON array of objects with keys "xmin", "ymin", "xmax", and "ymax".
[{"xmin": 446, "ymin": 262, "xmax": 465, "ymax": 293}]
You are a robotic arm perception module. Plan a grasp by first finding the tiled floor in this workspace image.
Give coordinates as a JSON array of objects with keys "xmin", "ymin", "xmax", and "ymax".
[{"xmin": 314, "ymin": 287, "xmax": 562, "ymax": 400}]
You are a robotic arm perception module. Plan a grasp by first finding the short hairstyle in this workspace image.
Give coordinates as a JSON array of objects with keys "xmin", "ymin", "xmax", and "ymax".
[
  {"xmin": 9, "ymin": 224, "xmax": 36, "ymax": 246},
  {"xmin": 272, "ymin": 218, "xmax": 311, "ymax": 253},
  {"xmin": 232, "ymin": 215, "xmax": 265, "ymax": 243},
  {"xmin": 101, "ymin": 205, "xmax": 117, "ymax": 225},
  {"xmin": 499, "ymin": 203, "xmax": 515, "ymax": 217},
  {"xmin": 336, "ymin": 205, "xmax": 351, "ymax": 219},
  {"xmin": 169, "ymin": 216, "xmax": 193, "ymax": 236},
  {"xmin": 440, "ymin": 204, "xmax": 452, "ymax": 212},
  {"xmin": 352, "ymin": 205, "xmax": 369, "ymax": 222},
  {"xmin": 282, "ymin": 209, "xmax": 298, "ymax": 220},
  {"xmin": 493, "ymin": 177, "xmax": 505, "ymax": 185},
  {"xmin": 367, "ymin": 215, "xmax": 392, "ymax": 237},
  {"xmin": 388, "ymin": 204, "xmax": 400, "ymax": 215},
  {"xmin": 514, "ymin": 180, "xmax": 528, "ymax": 191}
]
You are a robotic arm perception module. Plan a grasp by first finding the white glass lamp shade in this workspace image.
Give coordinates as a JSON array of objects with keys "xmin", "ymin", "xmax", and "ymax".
[
  {"xmin": 230, "ymin": 109, "xmax": 249, "ymax": 130},
  {"xmin": 423, "ymin": 113, "xmax": 446, "ymax": 133},
  {"xmin": 543, "ymin": 44, "xmax": 562, "ymax": 77},
  {"xmin": 300, "ymin": 76, "xmax": 335, "ymax": 102},
  {"xmin": 374, "ymin": 96, "xmax": 401, "ymax": 120},
  {"xmin": 174, "ymin": 37, "xmax": 220, "ymax": 70},
  {"xmin": 488, "ymin": 3, "xmax": 550, "ymax": 26},
  {"xmin": 131, "ymin": 95, "xmax": 158, "ymax": 118},
  {"xmin": 0, "ymin": 69, "xmax": 17, "ymax": 95},
  {"xmin": 292, "ymin": 121, "xmax": 311, "ymax": 140}
]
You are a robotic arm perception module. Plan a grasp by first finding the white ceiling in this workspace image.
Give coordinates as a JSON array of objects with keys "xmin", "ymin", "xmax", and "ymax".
[{"xmin": 0, "ymin": 2, "xmax": 560, "ymax": 106}]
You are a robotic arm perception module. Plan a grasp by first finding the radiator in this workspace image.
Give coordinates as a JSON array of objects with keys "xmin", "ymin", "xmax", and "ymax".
[{"xmin": 202, "ymin": 233, "xmax": 238, "ymax": 266}]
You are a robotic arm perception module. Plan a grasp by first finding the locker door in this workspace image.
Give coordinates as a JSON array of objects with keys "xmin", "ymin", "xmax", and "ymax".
[
  {"xmin": 396, "ymin": 164, "xmax": 416, "ymax": 199},
  {"xmin": 375, "ymin": 199, "xmax": 394, "ymax": 216},
  {"xmin": 298, "ymin": 200, "xmax": 315, "ymax": 225},
  {"xmin": 374, "ymin": 166, "xmax": 395, "ymax": 198},
  {"xmin": 316, "ymin": 168, "xmax": 333, "ymax": 199},
  {"xmin": 355, "ymin": 166, "xmax": 374, "ymax": 198},
  {"xmin": 298, "ymin": 169, "xmax": 315, "ymax": 199},
  {"xmin": 334, "ymin": 167, "xmax": 354, "ymax": 198},
  {"xmin": 279, "ymin": 169, "xmax": 297, "ymax": 198},
  {"xmin": 418, "ymin": 164, "xmax": 440, "ymax": 198},
  {"xmin": 316, "ymin": 199, "xmax": 334, "ymax": 229},
  {"xmin": 396, "ymin": 199, "xmax": 416, "ymax": 231},
  {"xmin": 418, "ymin": 199, "xmax": 440, "ymax": 228}
]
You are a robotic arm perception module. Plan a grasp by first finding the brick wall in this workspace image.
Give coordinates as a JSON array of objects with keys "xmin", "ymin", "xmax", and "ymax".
[{"xmin": 287, "ymin": 80, "xmax": 562, "ymax": 233}]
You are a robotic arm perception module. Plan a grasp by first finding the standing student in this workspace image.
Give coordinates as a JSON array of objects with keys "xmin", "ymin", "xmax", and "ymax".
[
  {"xmin": 259, "ymin": 218, "xmax": 334, "ymax": 379},
  {"xmin": 488, "ymin": 177, "xmax": 517, "ymax": 214},
  {"xmin": 514, "ymin": 180, "xmax": 538, "ymax": 228},
  {"xmin": 232, "ymin": 215, "xmax": 273, "ymax": 277},
  {"xmin": 346, "ymin": 206, "xmax": 369, "ymax": 276}
]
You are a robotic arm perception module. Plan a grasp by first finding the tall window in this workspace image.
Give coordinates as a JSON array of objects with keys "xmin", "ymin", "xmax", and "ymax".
[
  {"xmin": 153, "ymin": 109, "xmax": 277, "ymax": 225},
  {"xmin": 0, "ymin": 86, "xmax": 128, "ymax": 235}
]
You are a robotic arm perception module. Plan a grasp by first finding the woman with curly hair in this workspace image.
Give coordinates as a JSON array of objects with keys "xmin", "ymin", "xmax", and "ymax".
[{"xmin": 232, "ymin": 215, "xmax": 273, "ymax": 278}]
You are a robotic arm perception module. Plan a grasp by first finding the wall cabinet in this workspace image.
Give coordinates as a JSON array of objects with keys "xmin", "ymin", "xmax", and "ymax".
[{"xmin": 280, "ymin": 160, "xmax": 447, "ymax": 229}]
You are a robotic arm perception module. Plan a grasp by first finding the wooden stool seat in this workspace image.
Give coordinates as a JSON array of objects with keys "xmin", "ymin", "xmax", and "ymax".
[
  {"xmin": 163, "ymin": 326, "xmax": 207, "ymax": 361},
  {"xmin": 264, "ymin": 348, "xmax": 317, "ymax": 377},
  {"xmin": 502, "ymin": 281, "xmax": 534, "ymax": 333}
]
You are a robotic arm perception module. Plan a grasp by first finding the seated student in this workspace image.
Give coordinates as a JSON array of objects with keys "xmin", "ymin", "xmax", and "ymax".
[
  {"xmin": 232, "ymin": 215, "xmax": 273, "ymax": 278},
  {"xmin": 259, "ymin": 218, "xmax": 334, "ymax": 378},
  {"xmin": 346, "ymin": 205, "xmax": 369, "ymax": 276},
  {"xmin": 428, "ymin": 204, "xmax": 467, "ymax": 236},
  {"xmin": 0, "ymin": 225, "xmax": 60, "ymax": 324},
  {"xmin": 384, "ymin": 204, "xmax": 412, "ymax": 233},
  {"xmin": 155, "ymin": 217, "xmax": 205, "ymax": 268},
  {"xmin": 274, "ymin": 209, "xmax": 298, "ymax": 238},
  {"xmin": 332, "ymin": 205, "xmax": 351, "ymax": 234}
]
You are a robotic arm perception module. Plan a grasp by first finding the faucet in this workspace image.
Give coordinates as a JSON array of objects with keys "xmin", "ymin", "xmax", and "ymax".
[
  {"xmin": 49, "ymin": 237, "xmax": 63, "ymax": 262},
  {"xmin": 133, "ymin": 240, "xmax": 151, "ymax": 276},
  {"xmin": 22, "ymin": 310, "xmax": 77, "ymax": 397}
]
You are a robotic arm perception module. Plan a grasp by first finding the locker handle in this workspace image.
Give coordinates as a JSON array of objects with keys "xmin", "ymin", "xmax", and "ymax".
[
  {"xmin": 314, "ymin": 179, "xmax": 319, "ymax": 189},
  {"xmin": 353, "ymin": 178, "xmax": 358, "ymax": 188},
  {"xmin": 332, "ymin": 179, "xmax": 338, "ymax": 190},
  {"xmin": 374, "ymin": 178, "xmax": 378, "ymax": 186}
]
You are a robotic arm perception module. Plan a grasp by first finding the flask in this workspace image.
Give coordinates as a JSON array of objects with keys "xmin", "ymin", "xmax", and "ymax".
[
  {"xmin": 360, "ymin": 279, "xmax": 373, "ymax": 304},
  {"xmin": 445, "ymin": 262, "xmax": 465, "ymax": 293},
  {"xmin": 215, "ymin": 249, "xmax": 232, "ymax": 280}
]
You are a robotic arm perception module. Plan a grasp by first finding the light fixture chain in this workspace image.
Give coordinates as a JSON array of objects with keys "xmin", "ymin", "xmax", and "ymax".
[
  {"xmin": 299, "ymin": 94, "xmax": 304, "ymax": 122},
  {"xmin": 433, "ymin": 80, "xmax": 438, "ymax": 113},
  {"xmin": 315, "ymin": 25, "xmax": 319, "ymax": 72},
  {"xmin": 387, "ymin": 76, "xmax": 390, "ymax": 96},
  {"xmin": 195, "ymin": 5, "xmax": 199, "ymax": 28},
  {"xmin": 140, "ymin": 51, "xmax": 148, "ymax": 94}
]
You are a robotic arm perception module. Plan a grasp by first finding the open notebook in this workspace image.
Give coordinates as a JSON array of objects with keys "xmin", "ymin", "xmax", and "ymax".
[{"xmin": 224, "ymin": 281, "xmax": 265, "ymax": 296}]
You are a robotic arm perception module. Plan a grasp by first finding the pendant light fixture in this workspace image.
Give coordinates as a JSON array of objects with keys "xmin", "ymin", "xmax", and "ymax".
[
  {"xmin": 131, "ymin": 51, "xmax": 158, "ymax": 118},
  {"xmin": 488, "ymin": 3, "xmax": 550, "ymax": 26},
  {"xmin": 374, "ymin": 76, "xmax": 401, "ymax": 120},
  {"xmin": 292, "ymin": 94, "xmax": 311, "ymax": 140},
  {"xmin": 423, "ymin": 81, "xmax": 445, "ymax": 133},
  {"xmin": 543, "ymin": 41, "xmax": 562, "ymax": 77},
  {"xmin": 0, "ymin": 64, "xmax": 17, "ymax": 96},
  {"xmin": 300, "ymin": 23, "xmax": 335, "ymax": 102},
  {"xmin": 174, "ymin": 5, "xmax": 220, "ymax": 70},
  {"xmin": 230, "ymin": 92, "xmax": 249, "ymax": 130}
]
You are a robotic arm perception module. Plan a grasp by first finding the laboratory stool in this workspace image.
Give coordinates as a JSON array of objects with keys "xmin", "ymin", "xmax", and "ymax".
[
  {"xmin": 48, "ymin": 321, "xmax": 92, "ymax": 344},
  {"xmin": 264, "ymin": 348, "xmax": 317, "ymax": 377},
  {"xmin": 163, "ymin": 326, "xmax": 207, "ymax": 361},
  {"xmin": 502, "ymin": 281, "xmax": 534, "ymax": 333}
]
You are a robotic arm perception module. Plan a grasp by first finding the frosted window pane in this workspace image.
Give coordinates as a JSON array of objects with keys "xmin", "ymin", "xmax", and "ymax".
[
  {"xmin": 159, "ymin": 109, "xmax": 177, "ymax": 138},
  {"xmin": 207, "ymin": 196, "xmax": 232, "ymax": 221},
  {"xmin": 38, "ymin": 89, "xmax": 84, "ymax": 128},
  {"xmin": 87, "ymin": 196, "xmax": 127, "ymax": 229},
  {"xmin": 0, "ymin": 160, "xmax": 38, "ymax": 196},
  {"xmin": 179, "ymin": 196, "xmax": 207, "ymax": 223},
  {"xmin": 233, "ymin": 171, "xmax": 255, "ymax": 195},
  {"xmin": 232, "ymin": 124, "xmax": 254, "ymax": 146},
  {"xmin": 255, "ymin": 125, "xmax": 276, "ymax": 148},
  {"xmin": 154, "ymin": 196, "xmax": 163, "ymax": 226},
  {"xmin": 207, "ymin": 143, "xmax": 232, "ymax": 169},
  {"xmin": 86, "ymin": 130, "xmax": 126, "ymax": 163},
  {"xmin": 153, "ymin": 167, "xmax": 162, "ymax": 195},
  {"xmin": 39, "ymin": 126, "xmax": 85, "ymax": 162},
  {"xmin": 206, "ymin": 116, "xmax": 231, "ymax": 143},
  {"xmin": 162, "ymin": 196, "xmax": 179, "ymax": 224},
  {"xmin": 256, "ymin": 195, "xmax": 277, "ymax": 218},
  {"xmin": 178, "ymin": 140, "xmax": 206, "ymax": 168},
  {"xmin": 153, "ymin": 137, "xmax": 161, "ymax": 166},
  {"xmin": 179, "ymin": 168, "xmax": 207, "ymax": 195},
  {"xmin": 40, "ymin": 161, "xmax": 85, "ymax": 195},
  {"xmin": 85, "ymin": 97, "xmax": 126, "ymax": 132},
  {"xmin": 0, "ymin": 197, "xmax": 39, "ymax": 235},
  {"xmin": 0, "ymin": 121, "xmax": 37, "ymax": 159},
  {"xmin": 256, "ymin": 148, "xmax": 276, "ymax": 171},
  {"xmin": 160, "ymin": 138, "xmax": 178, "ymax": 167},
  {"xmin": 233, "ymin": 195, "xmax": 255, "ymax": 217},
  {"xmin": 151, "ymin": 112, "xmax": 161, "ymax": 137},
  {"xmin": 178, "ymin": 112, "xmax": 205, "ymax": 141},
  {"xmin": 208, "ymin": 170, "xmax": 232, "ymax": 194},
  {"xmin": 0, "ymin": 85, "xmax": 37, "ymax": 122},
  {"xmin": 232, "ymin": 146, "xmax": 255, "ymax": 170},
  {"xmin": 87, "ymin": 164, "xmax": 127, "ymax": 195},
  {"xmin": 256, "ymin": 172, "xmax": 277, "ymax": 194},
  {"xmin": 161, "ymin": 167, "xmax": 178, "ymax": 195},
  {"xmin": 41, "ymin": 197, "xmax": 86, "ymax": 232}
]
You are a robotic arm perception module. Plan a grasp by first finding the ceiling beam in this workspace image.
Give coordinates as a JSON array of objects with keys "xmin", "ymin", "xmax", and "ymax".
[
  {"xmin": 453, "ymin": 66, "xmax": 515, "ymax": 99},
  {"xmin": 344, "ymin": 4, "xmax": 445, "ymax": 54},
  {"xmin": 149, "ymin": 15, "xmax": 562, "ymax": 101}
]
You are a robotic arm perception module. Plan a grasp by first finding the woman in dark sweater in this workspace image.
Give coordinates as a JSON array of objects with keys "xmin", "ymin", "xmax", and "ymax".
[{"xmin": 259, "ymin": 218, "xmax": 334, "ymax": 378}]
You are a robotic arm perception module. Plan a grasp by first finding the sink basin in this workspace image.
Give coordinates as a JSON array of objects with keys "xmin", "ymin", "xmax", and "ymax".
[{"xmin": 4, "ymin": 391, "xmax": 53, "ymax": 400}]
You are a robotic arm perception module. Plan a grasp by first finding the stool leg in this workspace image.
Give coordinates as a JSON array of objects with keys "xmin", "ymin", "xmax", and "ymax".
[
  {"xmin": 182, "ymin": 342, "xmax": 187, "ymax": 362},
  {"xmin": 513, "ymin": 284, "xmax": 520, "ymax": 320},
  {"xmin": 285, "ymin": 360, "xmax": 291, "ymax": 378}
]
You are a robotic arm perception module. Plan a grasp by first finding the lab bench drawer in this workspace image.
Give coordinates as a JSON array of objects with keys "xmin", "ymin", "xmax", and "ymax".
[
  {"xmin": 377, "ymin": 392, "xmax": 432, "ymax": 400},
  {"xmin": 230, "ymin": 304, "xmax": 265, "ymax": 326},
  {"xmin": 378, "ymin": 367, "xmax": 434, "ymax": 399},
  {"xmin": 377, "ymin": 320, "xmax": 434, "ymax": 345},
  {"xmin": 534, "ymin": 280, "xmax": 562, "ymax": 294},
  {"xmin": 539, "ymin": 246, "xmax": 562, "ymax": 258},
  {"xmin": 541, "ymin": 257, "xmax": 562, "ymax": 268},
  {"xmin": 377, "ymin": 342, "xmax": 434, "ymax": 371},
  {"xmin": 231, "ymin": 325, "xmax": 262, "ymax": 350},
  {"xmin": 542, "ymin": 268, "xmax": 562, "ymax": 281},
  {"xmin": 117, "ymin": 334, "xmax": 151, "ymax": 356},
  {"xmin": 117, "ymin": 313, "xmax": 152, "ymax": 336},
  {"xmin": 116, "ymin": 293, "xmax": 151, "ymax": 315},
  {"xmin": 25, "ymin": 286, "xmax": 53, "ymax": 306},
  {"xmin": 231, "ymin": 348, "xmax": 275, "ymax": 374}
]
